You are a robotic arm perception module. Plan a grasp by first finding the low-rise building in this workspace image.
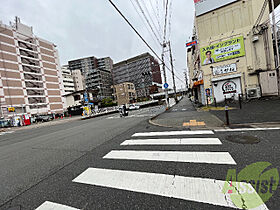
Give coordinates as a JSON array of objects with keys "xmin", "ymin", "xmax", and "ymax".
[
  {"xmin": 188, "ymin": 0, "xmax": 279, "ymax": 105},
  {"xmin": 113, "ymin": 82, "xmax": 136, "ymax": 105}
]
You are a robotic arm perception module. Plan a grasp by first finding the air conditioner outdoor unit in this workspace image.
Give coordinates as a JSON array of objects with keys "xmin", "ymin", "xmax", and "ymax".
[{"xmin": 247, "ymin": 87, "xmax": 261, "ymax": 99}]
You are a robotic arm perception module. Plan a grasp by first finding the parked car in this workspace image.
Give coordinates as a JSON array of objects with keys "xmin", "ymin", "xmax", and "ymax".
[
  {"xmin": 0, "ymin": 119, "xmax": 11, "ymax": 128},
  {"xmin": 36, "ymin": 115, "xmax": 54, "ymax": 122},
  {"xmin": 128, "ymin": 104, "xmax": 140, "ymax": 110}
]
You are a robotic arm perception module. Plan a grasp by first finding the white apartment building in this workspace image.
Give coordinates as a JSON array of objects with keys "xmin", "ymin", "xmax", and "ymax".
[{"xmin": 61, "ymin": 65, "xmax": 75, "ymax": 94}]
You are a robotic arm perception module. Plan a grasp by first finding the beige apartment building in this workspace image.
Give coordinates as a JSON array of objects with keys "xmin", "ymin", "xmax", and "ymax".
[
  {"xmin": 0, "ymin": 17, "xmax": 65, "ymax": 118},
  {"xmin": 113, "ymin": 82, "xmax": 136, "ymax": 105},
  {"xmin": 188, "ymin": 0, "xmax": 279, "ymax": 104}
]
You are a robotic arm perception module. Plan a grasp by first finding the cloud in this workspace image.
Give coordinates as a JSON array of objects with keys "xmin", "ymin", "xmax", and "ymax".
[{"xmin": 0, "ymin": 0, "xmax": 195, "ymax": 87}]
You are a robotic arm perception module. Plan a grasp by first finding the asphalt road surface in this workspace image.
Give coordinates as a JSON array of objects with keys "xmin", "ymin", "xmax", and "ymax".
[{"xmin": 0, "ymin": 105, "xmax": 279, "ymax": 210}]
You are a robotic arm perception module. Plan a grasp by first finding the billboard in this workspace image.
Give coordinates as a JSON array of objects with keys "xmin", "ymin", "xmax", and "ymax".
[
  {"xmin": 194, "ymin": 0, "xmax": 239, "ymax": 16},
  {"xmin": 200, "ymin": 36, "xmax": 245, "ymax": 66}
]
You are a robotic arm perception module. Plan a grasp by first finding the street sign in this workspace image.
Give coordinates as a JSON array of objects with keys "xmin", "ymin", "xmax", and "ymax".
[
  {"xmin": 163, "ymin": 83, "xmax": 169, "ymax": 89},
  {"xmin": 186, "ymin": 40, "xmax": 197, "ymax": 47},
  {"xmin": 8, "ymin": 107, "xmax": 15, "ymax": 112},
  {"xmin": 84, "ymin": 92, "xmax": 89, "ymax": 103}
]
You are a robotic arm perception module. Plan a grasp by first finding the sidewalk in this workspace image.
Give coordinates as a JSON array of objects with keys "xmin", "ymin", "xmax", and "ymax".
[
  {"xmin": 150, "ymin": 97, "xmax": 224, "ymax": 129},
  {"xmin": 209, "ymin": 97, "xmax": 280, "ymax": 125}
]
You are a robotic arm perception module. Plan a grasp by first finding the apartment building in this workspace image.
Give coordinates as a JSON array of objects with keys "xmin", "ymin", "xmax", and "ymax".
[
  {"xmin": 86, "ymin": 68, "xmax": 113, "ymax": 99},
  {"xmin": 112, "ymin": 53, "xmax": 162, "ymax": 98},
  {"xmin": 0, "ymin": 17, "xmax": 64, "ymax": 118},
  {"xmin": 113, "ymin": 82, "xmax": 136, "ymax": 105},
  {"xmin": 61, "ymin": 65, "xmax": 75, "ymax": 94},
  {"xmin": 68, "ymin": 56, "xmax": 113, "ymax": 96},
  {"xmin": 188, "ymin": 0, "xmax": 279, "ymax": 104},
  {"xmin": 72, "ymin": 69, "xmax": 85, "ymax": 91}
]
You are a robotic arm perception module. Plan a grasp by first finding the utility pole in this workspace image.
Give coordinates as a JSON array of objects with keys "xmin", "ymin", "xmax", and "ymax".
[
  {"xmin": 168, "ymin": 41, "xmax": 177, "ymax": 102},
  {"xmin": 271, "ymin": 0, "xmax": 280, "ymax": 69},
  {"xmin": 162, "ymin": 43, "xmax": 169, "ymax": 108}
]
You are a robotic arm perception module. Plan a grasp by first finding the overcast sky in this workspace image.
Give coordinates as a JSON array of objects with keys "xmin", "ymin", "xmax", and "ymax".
[{"xmin": 1, "ymin": 0, "xmax": 195, "ymax": 88}]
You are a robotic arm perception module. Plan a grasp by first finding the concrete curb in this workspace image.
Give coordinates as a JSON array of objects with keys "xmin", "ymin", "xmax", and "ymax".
[
  {"xmin": 81, "ymin": 110, "xmax": 118, "ymax": 120},
  {"xmin": 148, "ymin": 97, "xmax": 185, "ymax": 129}
]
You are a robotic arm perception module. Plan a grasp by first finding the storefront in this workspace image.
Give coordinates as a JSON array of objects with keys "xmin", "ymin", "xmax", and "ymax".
[
  {"xmin": 192, "ymin": 79, "xmax": 205, "ymax": 105},
  {"xmin": 212, "ymin": 73, "xmax": 242, "ymax": 103}
]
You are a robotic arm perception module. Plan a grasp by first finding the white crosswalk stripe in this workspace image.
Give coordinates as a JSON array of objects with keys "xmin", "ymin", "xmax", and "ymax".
[
  {"xmin": 103, "ymin": 150, "xmax": 236, "ymax": 165},
  {"xmin": 121, "ymin": 138, "xmax": 222, "ymax": 145},
  {"xmin": 73, "ymin": 168, "xmax": 268, "ymax": 210},
  {"xmin": 35, "ymin": 201, "xmax": 80, "ymax": 210},
  {"xmin": 132, "ymin": 130, "xmax": 214, "ymax": 137},
  {"xmin": 0, "ymin": 131, "xmax": 14, "ymax": 136}
]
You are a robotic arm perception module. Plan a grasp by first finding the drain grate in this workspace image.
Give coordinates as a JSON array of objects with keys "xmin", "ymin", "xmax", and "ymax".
[{"xmin": 225, "ymin": 135, "xmax": 260, "ymax": 144}]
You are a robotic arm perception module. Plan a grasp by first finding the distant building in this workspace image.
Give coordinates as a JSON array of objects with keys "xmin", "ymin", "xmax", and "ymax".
[
  {"xmin": 112, "ymin": 53, "xmax": 162, "ymax": 98},
  {"xmin": 61, "ymin": 65, "xmax": 75, "ymax": 94},
  {"xmin": 86, "ymin": 68, "xmax": 113, "ymax": 99},
  {"xmin": 0, "ymin": 17, "xmax": 65, "ymax": 118},
  {"xmin": 72, "ymin": 69, "xmax": 85, "ymax": 91},
  {"xmin": 68, "ymin": 56, "xmax": 113, "ymax": 99},
  {"xmin": 113, "ymin": 82, "xmax": 136, "ymax": 105}
]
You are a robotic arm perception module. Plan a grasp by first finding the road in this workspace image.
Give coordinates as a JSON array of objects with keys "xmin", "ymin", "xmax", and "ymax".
[{"xmin": 0, "ymin": 104, "xmax": 279, "ymax": 210}]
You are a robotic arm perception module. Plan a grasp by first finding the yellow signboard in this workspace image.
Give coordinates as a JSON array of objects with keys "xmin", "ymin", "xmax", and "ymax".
[
  {"xmin": 8, "ymin": 107, "xmax": 15, "ymax": 112},
  {"xmin": 200, "ymin": 36, "xmax": 245, "ymax": 66}
]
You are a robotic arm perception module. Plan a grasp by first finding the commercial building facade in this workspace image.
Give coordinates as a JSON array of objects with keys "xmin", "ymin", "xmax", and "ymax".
[
  {"xmin": 112, "ymin": 53, "xmax": 162, "ymax": 98},
  {"xmin": 112, "ymin": 82, "xmax": 136, "ymax": 105},
  {"xmin": 188, "ymin": 0, "xmax": 279, "ymax": 104},
  {"xmin": 0, "ymin": 18, "xmax": 65, "ymax": 118}
]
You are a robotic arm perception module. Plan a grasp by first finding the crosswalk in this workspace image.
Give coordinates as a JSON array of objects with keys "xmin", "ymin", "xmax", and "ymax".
[{"xmin": 36, "ymin": 129, "xmax": 269, "ymax": 210}]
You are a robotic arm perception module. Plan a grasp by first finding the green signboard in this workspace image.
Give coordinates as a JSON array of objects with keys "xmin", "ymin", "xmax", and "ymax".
[{"xmin": 200, "ymin": 36, "xmax": 245, "ymax": 66}]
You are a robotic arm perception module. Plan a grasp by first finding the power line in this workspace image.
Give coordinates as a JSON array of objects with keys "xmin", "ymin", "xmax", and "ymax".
[
  {"xmin": 133, "ymin": 0, "xmax": 162, "ymax": 45},
  {"xmin": 107, "ymin": 0, "xmax": 185, "ymax": 83},
  {"xmin": 140, "ymin": 0, "xmax": 162, "ymax": 39},
  {"xmin": 148, "ymin": 0, "xmax": 163, "ymax": 34},
  {"xmin": 129, "ymin": 0, "xmax": 162, "ymax": 48}
]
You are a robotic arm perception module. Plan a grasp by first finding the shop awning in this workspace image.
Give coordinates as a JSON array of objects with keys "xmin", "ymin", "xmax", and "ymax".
[{"xmin": 193, "ymin": 80, "xmax": 204, "ymax": 88}]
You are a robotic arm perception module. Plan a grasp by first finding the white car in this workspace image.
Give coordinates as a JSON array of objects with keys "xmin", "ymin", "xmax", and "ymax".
[{"xmin": 128, "ymin": 104, "xmax": 140, "ymax": 110}]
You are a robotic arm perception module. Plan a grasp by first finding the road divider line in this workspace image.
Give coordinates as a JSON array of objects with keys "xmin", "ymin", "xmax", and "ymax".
[
  {"xmin": 215, "ymin": 127, "xmax": 280, "ymax": 132},
  {"xmin": 103, "ymin": 150, "xmax": 236, "ymax": 165},
  {"xmin": 35, "ymin": 201, "xmax": 80, "ymax": 210},
  {"xmin": 132, "ymin": 130, "xmax": 214, "ymax": 137},
  {"xmin": 121, "ymin": 138, "xmax": 222, "ymax": 145},
  {"xmin": 73, "ymin": 168, "xmax": 267, "ymax": 209}
]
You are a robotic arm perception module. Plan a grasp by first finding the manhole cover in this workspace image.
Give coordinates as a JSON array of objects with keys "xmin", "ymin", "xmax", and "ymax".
[{"xmin": 226, "ymin": 135, "xmax": 260, "ymax": 144}]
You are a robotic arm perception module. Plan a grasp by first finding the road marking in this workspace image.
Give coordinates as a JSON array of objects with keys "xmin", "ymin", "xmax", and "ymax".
[
  {"xmin": 121, "ymin": 138, "xmax": 222, "ymax": 145},
  {"xmin": 107, "ymin": 114, "xmax": 152, "ymax": 119},
  {"xmin": 0, "ymin": 131, "xmax": 14, "ymax": 136},
  {"xmin": 215, "ymin": 127, "xmax": 280, "ymax": 132},
  {"xmin": 73, "ymin": 168, "xmax": 267, "ymax": 209},
  {"xmin": 132, "ymin": 130, "xmax": 214, "ymax": 137},
  {"xmin": 35, "ymin": 201, "xmax": 80, "ymax": 210},
  {"xmin": 103, "ymin": 150, "xmax": 236, "ymax": 165}
]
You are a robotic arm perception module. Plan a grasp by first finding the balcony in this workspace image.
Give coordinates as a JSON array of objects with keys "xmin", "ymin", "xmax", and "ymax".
[{"xmin": 18, "ymin": 41, "xmax": 37, "ymax": 52}]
